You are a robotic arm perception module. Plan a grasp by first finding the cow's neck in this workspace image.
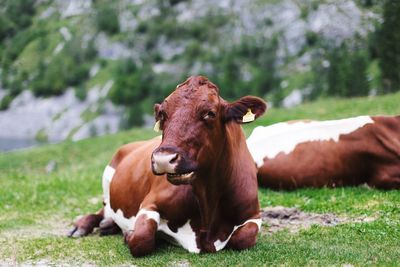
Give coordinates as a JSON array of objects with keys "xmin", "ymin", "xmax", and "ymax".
[{"xmin": 191, "ymin": 123, "xmax": 251, "ymax": 251}]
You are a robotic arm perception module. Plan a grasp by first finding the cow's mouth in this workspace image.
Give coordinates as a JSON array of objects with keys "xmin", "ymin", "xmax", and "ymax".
[{"xmin": 167, "ymin": 171, "xmax": 195, "ymax": 185}]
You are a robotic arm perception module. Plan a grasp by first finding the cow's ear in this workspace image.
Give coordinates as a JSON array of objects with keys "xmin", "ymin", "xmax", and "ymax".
[
  {"xmin": 153, "ymin": 103, "xmax": 162, "ymax": 132},
  {"xmin": 154, "ymin": 103, "xmax": 161, "ymax": 119},
  {"xmin": 223, "ymin": 96, "xmax": 267, "ymax": 124}
]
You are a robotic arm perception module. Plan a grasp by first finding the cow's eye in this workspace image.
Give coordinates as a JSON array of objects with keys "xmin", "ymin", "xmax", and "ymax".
[{"xmin": 203, "ymin": 111, "xmax": 216, "ymax": 121}]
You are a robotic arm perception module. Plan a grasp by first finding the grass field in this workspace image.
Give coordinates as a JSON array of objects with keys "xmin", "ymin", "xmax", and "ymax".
[{"xmin": 1, "ymin": 93, "xmax": 400, "ymax": 266}]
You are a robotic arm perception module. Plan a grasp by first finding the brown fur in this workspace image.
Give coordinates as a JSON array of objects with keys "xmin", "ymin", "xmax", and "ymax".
[
  {"xmin": 257, "ymin": 116, "xmax": 400, "ymax": 190},
  {"xmin": 152, "ymin": 76, "xmax": 265, "ymax": 252}
]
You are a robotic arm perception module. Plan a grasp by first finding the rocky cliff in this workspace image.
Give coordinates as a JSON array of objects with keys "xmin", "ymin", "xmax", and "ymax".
[{"xmin": 0, "ymin": 0, "xmax": 380, "ymax": 150}]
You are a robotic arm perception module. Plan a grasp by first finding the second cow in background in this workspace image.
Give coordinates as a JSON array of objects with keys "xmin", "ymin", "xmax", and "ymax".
[{"xmin": 247, "ymin": 116, "xmax": 400, "ymax": 190}]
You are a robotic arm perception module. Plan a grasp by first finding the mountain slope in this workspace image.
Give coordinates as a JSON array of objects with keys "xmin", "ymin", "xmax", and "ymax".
[{"xmin": 0, "ymin": 0, "xmax": 382, "ymax": 149}]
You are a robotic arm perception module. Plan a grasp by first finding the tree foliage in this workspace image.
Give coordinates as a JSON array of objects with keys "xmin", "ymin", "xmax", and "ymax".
[
  {"xmin": 0, "ymin": 0, "xmax": 35, "ymax": 42},
  {"xmin": 110, "ymin": 60, "xmax": 157, "ymax": 127},
  {"xmin": 95, "ymin": 5, "xmax": 120, "ymax": 35},
  {"xmin": 327, "ymin": 44, "xmax": 369, "ymax": 97},
  {"xmin": 377, "ymin": 0, "xmax": 400, "ymax": 92}
]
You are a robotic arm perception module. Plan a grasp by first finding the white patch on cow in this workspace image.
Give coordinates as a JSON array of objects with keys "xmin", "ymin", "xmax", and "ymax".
[
  {"xmin": 102, "ymin": 165, "xmax": 115, "ymax": 204},
  {"xmin": 104, "ymin": 208, "xmax": 159, "ymax": 233},
  {"xmin": 158, "ymin": 220, "xmax": 200, "ymax": 253},
  {"xmin": 137, "ymin": 209, "xmax": 161, "ymax": 225},
  {"xmin": 247, "ymin": 116, "xmax": 374, "ymax": 167},
  {"xmin": 101, "ymin": 167, "xmax": 199, "ymax": 253},
  {"xmin": 106, "ymin": 208, "xmax": 135, "ymax": 232},
  {"xmin": 101, "ymin": 165, "xmax": 134, "ymax": 231},
  {"xmin": 213, "ymin": 218, "xmax": 262, "ymax": 251},
  {"xmin": 104, "ymin": 205, "xmax": 200, "ymax": 253}
]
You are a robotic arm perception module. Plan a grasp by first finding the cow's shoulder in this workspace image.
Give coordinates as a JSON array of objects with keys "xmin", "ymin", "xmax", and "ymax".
[{"xmin": 108, "ymin": 137, "xmax": 163, "ymax": 218}]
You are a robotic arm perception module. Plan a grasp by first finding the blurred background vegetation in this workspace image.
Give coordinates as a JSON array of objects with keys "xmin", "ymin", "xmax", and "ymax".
[
  {"xmin": 0, "ymin": 0, "xmax": 399, "ymax": 128},
  {"xmin": 1, "ymin": 1, "xmax": 400, "ymax": 263}
]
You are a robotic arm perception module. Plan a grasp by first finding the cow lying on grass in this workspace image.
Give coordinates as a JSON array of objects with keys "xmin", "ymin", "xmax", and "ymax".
[
  {"xmin": 247, "ymin": 116, "xmax": 400, "ymax": 190},
  {"xmin": 69, "ymin": 76, "xmax": 266, "ymax": 256}
]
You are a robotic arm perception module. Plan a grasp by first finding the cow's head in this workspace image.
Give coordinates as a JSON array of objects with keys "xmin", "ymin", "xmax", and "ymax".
[{"xmin": 151, "ymin": 76, "xmax": 266, "ymax": 185}]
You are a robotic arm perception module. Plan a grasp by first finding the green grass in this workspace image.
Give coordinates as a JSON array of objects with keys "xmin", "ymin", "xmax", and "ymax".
[{"xmin": 1, "ymin": 93, "xmax": 400, "ymax": 266}]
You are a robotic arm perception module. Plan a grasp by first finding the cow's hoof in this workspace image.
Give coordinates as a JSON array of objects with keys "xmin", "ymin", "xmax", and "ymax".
[{"xmin": 68, "ymin": 227, "xmax": 87, "ymax": 238}]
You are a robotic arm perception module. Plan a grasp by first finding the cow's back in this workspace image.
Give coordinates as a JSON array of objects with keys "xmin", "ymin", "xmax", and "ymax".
[
  {"xmin": 256, "ymin": 138, "xmax": 370, "ymax": 189},
  {"xmin": 248, "ymin": 116, "xmax": 387, "ymax": 189}
]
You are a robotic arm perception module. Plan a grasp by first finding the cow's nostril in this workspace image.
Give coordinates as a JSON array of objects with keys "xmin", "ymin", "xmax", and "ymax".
[
  {"xmin": 170, "ymin": 153, "xmax": 179, "ymax": 164},
  {"xmin": 152, "ymin": 152, "xmax": 179, "ymax": 175}
]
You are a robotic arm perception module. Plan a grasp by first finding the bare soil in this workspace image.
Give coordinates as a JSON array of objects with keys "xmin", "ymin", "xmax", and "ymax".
[{"xmin": 261, "ymin": 206, "xmax": 375, "ymax": 234}]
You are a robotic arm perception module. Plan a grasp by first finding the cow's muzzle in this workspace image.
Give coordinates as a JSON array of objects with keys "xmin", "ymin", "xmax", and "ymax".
[{"xmin": 151, "ymin": 146, "xmax": 197, "ymax": 185}]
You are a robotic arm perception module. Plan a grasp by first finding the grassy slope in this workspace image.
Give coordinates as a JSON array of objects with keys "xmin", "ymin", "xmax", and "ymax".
[{"xmin": 1, "ymin": 93, "xmax": 400, "ymax": 266}]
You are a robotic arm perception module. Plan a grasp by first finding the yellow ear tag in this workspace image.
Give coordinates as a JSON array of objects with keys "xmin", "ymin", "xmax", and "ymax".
[
  {"xmin": 154, "ymin": 120, "xmax": 161, "ymax": 132},
  {"xmin": 242, "ymin": 109, "xmax": 255, "ymax": 123}
]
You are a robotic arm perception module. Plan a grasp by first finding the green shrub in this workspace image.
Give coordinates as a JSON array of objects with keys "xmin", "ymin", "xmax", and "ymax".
[
  {"xmin": 95, "ymin": 5, "xmax": 120, "ymax": 35},
  {"xmin": 35, "ymin": 128, "xmax": 48, "ymax": 143},
  {"xmin": 305, "ymin": 31, "xmax": 319, "ymax": 47},
  {"xmin": 74, "ymin": 86, "xmax": 87, "ymax": 101},
  {"xmin": 31, "ymin": 57, "xmax": 72, "ymax": 96},
  {"xmin": 377, "ymin": 0, "xmax": 400, "ymax": 92},
  {"xmin": 0, "ymin": 0, "xmax": 35, "ymax": 41},
  {"xmin": 1, "ymin": 28, "xmax": 44, "ymax": 67},
  {"xmin": 125, "ymin": 105, "xmax": 144, "ymax": 128},
  {"xmin": 5, "ymin": 0, "xmax": 35, "ymax": 28},
  {"xmin": 67, "ymin": 64, "xmax": 90, "ymax": 86},
  {"xmin": 357, "ymin": 0, "xmax": 379, "ymax": 7},
  {"xmin": 208, "ymin": 36, "xmax": 281, "ymax": 101},
  {"xmin": 326, "ymin": 43, "xmax": 370, "ymax": 97},
  {"xmin": 30, "ymin": 34, "xmax": 96, "ymax": 97},
  {"xmin": 109, "ymin": 60, "xmax": 167, "ymax": 127},
  {"xmin": 347, "ymin": 50, "xmax": 370, "ymax": 96},
  {"xmin": 0, "ymin": 94, "xmax": 14, "ymax": 110},
  {"xmin": 64, "ymin": 36, "xmax": 98, "ymax": 63},
  {"xmin": 0, "ymin": 16, "xmax": 15, "ymax": 41},
  {"xmin": 31, "ymin": 60, "xmax": 89, "ymax": 97}
]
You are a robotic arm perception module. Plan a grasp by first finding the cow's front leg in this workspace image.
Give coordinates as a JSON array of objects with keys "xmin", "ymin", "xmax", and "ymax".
[
  {"xmin": 69, "ymin": 208, "xmax": 104, "ymax": 237},
  {"xmin": 124, "ymin": 209, "xmax": 160, "ymax": 257},
  {"xmin": 99, "ymin": 217, "xmax": 121, "ymax": 236},
  {"xmin": 227, "ymin": 220, "xmax": 260, "ymax": 250}
]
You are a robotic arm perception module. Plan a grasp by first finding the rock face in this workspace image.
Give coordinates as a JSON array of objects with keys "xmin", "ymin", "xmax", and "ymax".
[
  {"xmin": 94, "ymin": 33, "xmax": 136, "ymax": 60},
  {"xmin": 0, "ymin": 81, "xmax": 122, "ymax": 151},
  {"xmin": 152, "ymin": 0, "xmax": 374, "ymax": 61},
  {"xmin": 56, "ymin": 0, "xmax": 92, "ymax": 18}
]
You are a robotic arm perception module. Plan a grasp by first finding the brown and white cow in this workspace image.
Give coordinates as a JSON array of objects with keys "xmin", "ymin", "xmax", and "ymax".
[
  {"xmin": 247, "ymin": 116, "xmax": 400, "ymax": 190},
  {"xmin": 69, "ymin": 76, "xmax": 266, "ymax": 256}
]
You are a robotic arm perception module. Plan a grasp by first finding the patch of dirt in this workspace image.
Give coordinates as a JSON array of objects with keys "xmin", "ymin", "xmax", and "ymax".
[
  {"xmin": 168, "ymin": 260, "xmax": 190, "ymax": 267},
  {"xmin": 12, "ymin": 259, "xmax": 96, "ymax": 267},
  {"xmin": 0, "ymin": 218, "xmax": 71, "ymax": 241},
  {"xmin": 261, "ymin": 206, "xmax": 375, "ymax": 234}
]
